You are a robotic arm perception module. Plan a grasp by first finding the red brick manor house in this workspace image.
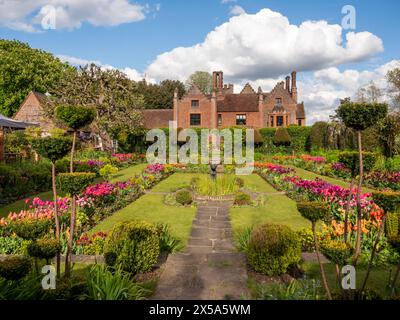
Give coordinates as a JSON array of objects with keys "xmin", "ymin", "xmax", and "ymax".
[{"xmin": 143, "ymin": 70, "xmax": 306, "ymax": 129}]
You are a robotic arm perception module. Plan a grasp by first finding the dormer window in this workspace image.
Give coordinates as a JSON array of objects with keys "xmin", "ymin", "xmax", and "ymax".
[
  {"xmin": 191, "ymin": 100, "xmax": 199, "ymax": 108},
  {"xmin": 276, "ymin": 98, "xmax": 282, "ymax": 105}
]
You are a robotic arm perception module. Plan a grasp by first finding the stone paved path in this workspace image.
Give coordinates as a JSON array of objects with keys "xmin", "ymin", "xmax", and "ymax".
[{"xmin": 153, "ymin": 201, "xmax": 249, "ymax": 300}]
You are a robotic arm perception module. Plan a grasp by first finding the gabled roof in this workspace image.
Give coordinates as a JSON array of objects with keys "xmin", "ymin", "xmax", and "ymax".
[
  {"xmin": 240, "ymin": 83, "xmax": 256, "ymax": 95},
  {"xmin": 13, "ymin": 91, "xmax": 49, "ymax": 119},
  {"xmin": 142, "ymin": 109, "xmax": 173, "ymax": 129},
  {"xmin": 217, "ymin": 94, "xmax": 259, "ymax": 112}
]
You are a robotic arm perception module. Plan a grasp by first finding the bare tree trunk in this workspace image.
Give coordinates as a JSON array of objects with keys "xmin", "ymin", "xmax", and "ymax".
[
  {"xmin": 313, "ymin": 222, "xmax": 332, "ymax": 300},
  {"xmin": 353, "ymin": 131, "xmax": 363, "ymax": 265},
  {"xmin": 65, "ymin": 195, "xmax": 76, "ymax": 277},
  {"xmin": 361, "ymin": 216, "xmax": 386, "ymax": 293},
  {"xmin": 51, "ymin": 163, "xmax": 61, "ymax": 278},
  {"xmin": 344, "ymin": 177, "xmax": 355, "ymax": 243},
  {"xmin": 70, "ymin": 131, "xmax": 76, "ymax": 173}
]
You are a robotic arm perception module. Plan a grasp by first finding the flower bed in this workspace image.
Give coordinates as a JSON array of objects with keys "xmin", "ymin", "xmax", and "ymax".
[
  {"xmin": 255, "ymin": 162, "xmax": 398, "ymax": 265},
  {"xmin": 0, "ymin": 163, "xmax": 172, "ymax": 256},
  {"xmin": 273, "ymin": 154, "xmax": 400, "ymax": 191}
]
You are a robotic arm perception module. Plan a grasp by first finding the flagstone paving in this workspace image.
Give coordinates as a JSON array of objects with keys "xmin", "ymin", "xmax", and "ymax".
[{"xmin": 153, "ymin": 200, "xmax": 249, "ymax": 300}]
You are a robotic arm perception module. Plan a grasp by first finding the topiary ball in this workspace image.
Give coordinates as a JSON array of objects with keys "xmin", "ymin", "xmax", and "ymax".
[
  {"xmin": 103, "ymin": 220, "xmax": 160, "ymax": 275},
  {"xmin": 320, "ymin": 239, "xmax": 353, "ymax": 266},
  {"xmin": 0, "ymin": 256, "xmax": 32, "ymax": 281},
  {"xmin": 27, "ymin": 238, "xmax": 61, "ymax": 261},
  {"xmin": 234, "ymin": 192, "xmax": 252, "ymax": 206},
  {"xmin": 247, "ymin": 223, "xmax": 301, "ymax": 276},
  {"xmin": 297, "ymin": 201, "xmax": 330, "ymax": 223},
  {"xmin": 175, "ymin": 190, "xmax": 193, "ymax": 206}
]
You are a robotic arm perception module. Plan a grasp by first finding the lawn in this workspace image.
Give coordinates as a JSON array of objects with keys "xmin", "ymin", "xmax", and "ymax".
[
  {"xmin": 303, "ymin": 262, "xmax": 399, "ymax": 297},
  {"xmin": 289, "ymin": 166, "xmax": 375, "ymax": 193},
  {"xmin": 230, "ymin": 174, "xmax": 309, "ymax": 233},
  {"xmin": 90, "ymin": 173, "xmax": 197, "ymax": 249},
  {"xmin": 0, "ymin": 163, "xmax": 148, "ymax": 218}
]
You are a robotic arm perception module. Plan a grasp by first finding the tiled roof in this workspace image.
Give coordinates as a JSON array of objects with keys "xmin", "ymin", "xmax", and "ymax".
[
  {"xmin": 217, "ymin": 94, "xmax": 259, "ymax": 112},
  {"xmin": 142, "ymin": 109, "xmax": 173, "ymax": 129}
]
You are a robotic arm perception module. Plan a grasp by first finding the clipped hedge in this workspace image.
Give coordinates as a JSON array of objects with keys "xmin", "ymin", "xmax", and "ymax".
[
  {"xmin": 104, "ymin": 220, "xmax": 160, "ymax": 274},
  {"xmin": 247, "ymin": 223, "xmax": 301, "ymax": 276}
]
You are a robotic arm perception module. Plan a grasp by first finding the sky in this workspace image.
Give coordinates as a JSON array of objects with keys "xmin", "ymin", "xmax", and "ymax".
[{"xmin": 0, "ymin": 0, "xmax": 399, "ymax": 124}]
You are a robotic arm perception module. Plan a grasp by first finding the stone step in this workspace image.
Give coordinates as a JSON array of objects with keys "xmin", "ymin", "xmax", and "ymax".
[{"xmin": 193, "ymin": 219, "xmax": 231, "ymax": 228}]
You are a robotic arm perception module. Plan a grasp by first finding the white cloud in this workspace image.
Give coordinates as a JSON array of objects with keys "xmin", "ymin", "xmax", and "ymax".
[
  {"xmin": 57, "ymin": 54, "xmax": 154, "ymax": 82},
  {"xmin": 299, "ymin": 60, "xmax": 400, "ymax": 124},
  {"xmin": 229, "ymin": 5, "xmax": 246, "ymax": 16},
  {"xmin": 0, "ymin": 0, "xmax": 146, "ymax": 32},
  {"xmin": 145, "ymin": 8, "xmax": 383, "ymax": 83}
]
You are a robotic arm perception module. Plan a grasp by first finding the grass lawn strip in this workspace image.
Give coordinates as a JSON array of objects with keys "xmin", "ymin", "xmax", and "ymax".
[
  {"xmin": 231, "ymin": 174, "xmax": 309, "ymax": 233},
  {"xmin": 90, "ymin": 173, "xmax": 197, "ymax": 249}
]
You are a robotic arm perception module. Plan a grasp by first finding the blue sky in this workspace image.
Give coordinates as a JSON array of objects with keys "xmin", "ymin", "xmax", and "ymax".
[{"xmin": 0, "ymin": 0, "xmax": 399, "ymax": 123}]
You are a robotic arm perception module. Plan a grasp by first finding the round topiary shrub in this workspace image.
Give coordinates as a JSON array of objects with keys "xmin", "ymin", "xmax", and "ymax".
[
  {"xmin": 27, "ymin": 238, "xmax": 62, "ymax": 263},
  {"xmin": 320, "ymin": 239, "xmax": 353, "ymax": 266},
  {"xmin": 57, "ymin": 172, "xmax": 96, "ymax": 195},
  {"xmin": 297, "ymin": 228, "xmax": 316, "ymax": 252},
  {"xmin": 273, "ymin": 127, "xmax": 292, "ymax": 147},
  {"xmin": 103, "ymin": 220, "xmax": 160, "ymax": 274},
  {"xmin": 10, "ymin": 218, "xmax": 53, "ymax": 240},
  {"xmin": 234, "ymin": 192, "xmax": 252, "ymax": 206},
  {"xmin": 175, "ymin": 190, "xmax": 193, "ymax": 206},
  {"xmin": 247, "ymin": 223, "xmax": 301, "ymax": 276},
  {"xmin": 297, "ymin": 201, "xmax": 330, "ymax": 223},
  {"xmin": 0, "ymin": 256, "xmax": 32, "ymax": 281}
]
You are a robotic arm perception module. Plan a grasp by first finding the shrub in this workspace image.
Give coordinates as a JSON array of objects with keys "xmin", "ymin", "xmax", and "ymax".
[
  {"xmin": 234, "ymin": 177, "xmax": 244, "ymax": 188},
  {"xmin": 55, "ymin": 105, "xmax": 96, "ymax": 131},
  {"xmin": 175, "ymin": 190, "xmax": 193, "ymax": 206},
  {"xmin": 247, "ymin": 223, "xmax": 301, "ymax": 276},
  {"xmin": 156, "ymin": 224, "xmax": 181, "ymax": 253},
  {"xmin": 57, "ymin": 172, "xmax": 96, "ymax": 195},
  {"xmin": 310, "ymin": 122, "xmax": 329, "ymax": 150},
  {"xmin": 103, "ymin": 221, "xmax": 160, "ymax": 274},
  {"xmin": 0, "ymin": 256, "xmax": 32, "ymax": 281},
  {"xmin": 385, "ymin": 212, "xmax": 399, "ymax": 239},
  {"xmin": 256, "ymin": 279, "xmax": 322, "ymax": 300},
  {"xmin": 30, "ymin": 136, "xmax": 72, "ymax": 163},
  {"xmin": 83, "ymin": 264, "xmax": 150, "ymax": 300},
  {"xmin": 338, "ymin": 151, "xmax": 377, "ymax": 176},
  {"xmin": 297, "ymin": 201, "xmax": 330, "ymax": 223},
  {"xmin": 10, "ymin": 219, "xmax": 53, "ymax": 240},
  {"xmin": 372, "ymin": 191, "xmax": 400, "ymax": 213},
  {"xmin": 286, "ymin": 126, "xmax": 312, "ymax": 153},
  {"xmin": 297, "ymin": 228, "xmax": 316, "ymax": 252},
  {"xmin": 27, "ymin": 238, "xmax": 61, "ymax": 262},
  {"xmin": 320, "ymin": 239, "xmax": 353, "ymax": 266},
  {"xmin": 234, "ymin": 192, "xmax": 252, "ymax": 206},
  {"xmin": 0, "ymin": 236, "xmax": 30, "ymax": 254},
  {"xmin": 99, "ymin": 164, "xmax": 119, "ymax": 181},
  {"xmin": 273, "ymin": 127, "xmax": 291, "ymax": 147},
  {"xmin": 336, "ymin": 102, "xmax": 388, "ymax": 131},
  {"xmin": 235, "ymin": 227, "xmax": 253, "ymax": 252}
]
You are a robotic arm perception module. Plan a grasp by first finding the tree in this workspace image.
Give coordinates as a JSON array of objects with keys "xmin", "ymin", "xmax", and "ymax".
[
  {"xmin": 378, "ymin": 112, "xmax": 400, "ymax": 158},
  {"xmin": 0, "ymin": 39, "xmax": 70, "ymax": 117},
  {"xmin": 186, "ymin": 71, "xmax": 213, "ymax": 95},
  {"xmin": 47, "ymin": 64, "xmax": 145, "ymax": 148},
  {"xmin": 133, "ymin": 79, "xmax": 186, "ymax": 109},
  {"xmin": 356, "ymin": 81, "xmax": 382, "ymax": 103},
  {"xmin": 30, "ymin": 135, "xmax": 72, "ymax": 277},
  {"xmin": 336, "ymin": 101, "xmax": 388, "ymax": 264},
  {"xmin": 387, "ymin": 64, "xmax": 400, "ymax": 110},
  {"xmin": 55, "ymin": 105, "xmax": 96, "ymax": 172}
]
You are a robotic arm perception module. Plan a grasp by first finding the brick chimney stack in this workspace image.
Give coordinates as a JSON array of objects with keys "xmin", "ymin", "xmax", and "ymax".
[
  {"xmin": 285, "ymin": 76, "xmax": 290, "ymax": 93},
  {"xmin": 212, "ymin": 71, "xmax": 223, "ymax": 92},
  {"xmin": 291, "ymin": 71, "xmax": 297, "ymax": 103}
]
